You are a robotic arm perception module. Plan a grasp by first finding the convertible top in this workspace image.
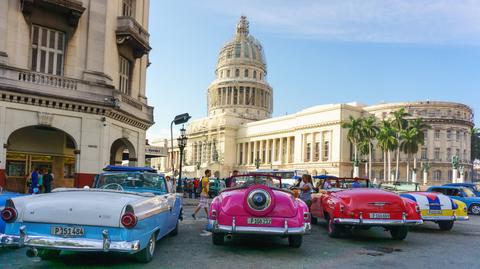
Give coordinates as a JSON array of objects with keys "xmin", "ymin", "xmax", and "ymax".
[{"xmin": 103, "ymin": 165, "xmax": 157, "ymax": 173}]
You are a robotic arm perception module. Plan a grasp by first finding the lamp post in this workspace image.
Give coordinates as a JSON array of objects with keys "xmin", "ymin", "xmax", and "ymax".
[
  {"xmin": 170, "ymin": 113, "xmax": 191, "ymax": 177},
  {"xmin": 177, "ymin": 127, "xmax": 188, "ymax": 192}
]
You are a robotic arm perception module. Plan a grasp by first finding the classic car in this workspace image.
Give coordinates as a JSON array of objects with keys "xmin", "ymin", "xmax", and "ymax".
[
  {"xmin": 0, "ymin": 187, "xmax": 26, "ymax": 233},
  {"xmin": 310, "ymin": 178, "xmax": 423, "ymax": 240},
  {"xmin": 427, "ymin": 186, "xmax": 480, "ymax": 215},
  {"xmin": 400, "ymin": 192, "xmax": 468, "ymax": 230},
  {"xmin": 444, "ymin": 183, "xmax": 480, "ymax": 196},
  {"xmin": 208, "ymin": 174, "xmax": 311, "ymax": 248},
  {"xmin": 379, "ymin": 181, "xmax": 420, "ymax": 193},
  {"xmin": 0, "ymin": 166, "xmax": 182, "ymax": 263}
]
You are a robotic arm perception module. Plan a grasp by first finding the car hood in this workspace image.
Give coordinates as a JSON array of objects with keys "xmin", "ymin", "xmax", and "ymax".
[
  {"xmin": 11, "ymin": 189, "xmax": 148, "ymax": 227},
  {"xmin": 334, "ymin": 189, "xmax": 407, "ymax": 212},
  {"xmin": 217, "ymin": 187, "xmax": 298, "ymax": 218}
]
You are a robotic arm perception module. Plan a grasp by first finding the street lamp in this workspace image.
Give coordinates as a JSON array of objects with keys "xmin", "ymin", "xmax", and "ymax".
[
  {"xmin": 177, "ymin": 127, "xmax": 188, "ymax": 192},
  {"xmin": 170, "ymin": 113, "xmax": 191, "ymax": 178}
]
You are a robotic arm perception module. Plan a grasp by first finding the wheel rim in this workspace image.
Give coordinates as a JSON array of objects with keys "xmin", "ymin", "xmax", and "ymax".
[
  {"xmin": 149, "ymin": 236, "xmax": 155, "ymax": 256},
  {"xmin": 472, "ymin": 205, "xmax": 480, "ymax": 214}
]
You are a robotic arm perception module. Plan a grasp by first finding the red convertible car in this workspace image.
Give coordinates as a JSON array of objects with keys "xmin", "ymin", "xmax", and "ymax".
[
  {"xmin": 310, "ymin": 178, "xmax": 423, "ymax": 240},
  {"xmin": 208, "ymin": 174, "xmax": 311, "ymax": 248}
]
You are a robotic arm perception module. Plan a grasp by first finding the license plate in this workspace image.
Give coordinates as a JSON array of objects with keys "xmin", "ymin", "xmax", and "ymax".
[
  {"xmin": 51, "ymin": 226, "xmax": 85, "ymax": 237},
  {"xmin": 428, "ymin": 210, "xmax": 442, "ymax": 215},
  {"xmin": 369, "ymin": 213, "xmax": 390, "ymax": 219},
  {"xmin": 247, "ymin": 218, "xmax": 272, "ymax": 225}
]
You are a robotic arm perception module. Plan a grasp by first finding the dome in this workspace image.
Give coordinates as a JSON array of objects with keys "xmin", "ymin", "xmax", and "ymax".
[
  {"xmin": 208, "ymin": 16, "xmax": 273, "ymax": 122},
  {"xmin": 216, "ymin": 16, "xmax": 267, "ymax": 73}
]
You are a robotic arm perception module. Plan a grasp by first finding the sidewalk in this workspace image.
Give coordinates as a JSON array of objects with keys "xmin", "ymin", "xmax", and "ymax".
[{"xmin": 182, "ymin": 197, "xmax": 200, "ymax": 206}]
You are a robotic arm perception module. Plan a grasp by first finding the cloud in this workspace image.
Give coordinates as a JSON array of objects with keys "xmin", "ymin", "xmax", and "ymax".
[{"xmin": 200, "ymin": 0, "xmax": 480, "ymax": 45}]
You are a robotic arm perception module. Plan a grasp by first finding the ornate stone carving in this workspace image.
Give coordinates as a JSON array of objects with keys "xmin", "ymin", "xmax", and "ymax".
[{"xmin": 38, "ymin": 112, "xmax": 54, "ymax": 126}]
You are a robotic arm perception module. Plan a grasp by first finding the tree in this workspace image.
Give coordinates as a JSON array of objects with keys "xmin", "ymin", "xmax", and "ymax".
[
  {"xmin": 408, "ymin": 118, "xmax": 430, "ymax": 181},
  {"xmin": 361, "ymin": 116, "xmax": 379, "ymax": 180},
  {"xmin": 400, "ymin": 127, "xmax": 420, "ymax": 181},
  {"xmin": 390, "ymin": 108, "xmax": 410, "ymax": 180},
  {"xmin": 342, "ymin": 115, "xmax": 364, "ymax": 177},
  {"xmin": 377, "ymin": 120, "xmax": 397, "ymax": 181},
  {"xmin": 472, "ymin": 128, "xmax": 480, "ymax": 161}
]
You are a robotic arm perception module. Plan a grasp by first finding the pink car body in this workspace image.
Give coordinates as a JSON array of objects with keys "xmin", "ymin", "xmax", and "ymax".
[{"xmin": 208, "ymin": 174, "xmax": 311, "ymax": 248}]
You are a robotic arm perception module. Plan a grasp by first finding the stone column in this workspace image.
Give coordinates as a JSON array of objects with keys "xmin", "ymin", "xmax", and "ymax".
[
  {"xmin": 272, "ymin": 139, "xmax": 277, "ymax": 162},
  {"xmin": 452, "ymin": 169, "xmax": 457, "ymax": 183},
  {"xmin": 266, "ymin": 140, "xmax": 271, "ymax": 163},
  {"xmin": 253, "ymin": 141, "xmax": 258, "ymax": 162},
  {"xmin": 310, "ymin": 133, "xmax": 315, "ymax": 162},
  {"xmin": 286, "ymin": 137, "xmax": 291, "ymax": 163},
  {"xmin": 259, "ymin": 140, "xmax": 264, "ymax": 163},
  {"xmin": 0, "ymin": 0, "xmax": 8, "ymax": 64},
  {"xmin": 236, "ymin": 143, "xmax": 241, "ymax": 165},
  {"xmin": 294, "ymin": 134, "xmax": 302, "ymax": 163},
  {"xmin": 279, "ymin": 138, "xmax": 284, "ymax": 163}
]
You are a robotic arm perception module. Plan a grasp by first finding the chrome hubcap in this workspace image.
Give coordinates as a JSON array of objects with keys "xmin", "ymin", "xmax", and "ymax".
[
  {"xmin": 472, "ymin": 206, "xmax": 480, "ymax": 214},
  {"xmin": 149, "ymin": 236, "xmax": 155, "ymax": 255}
]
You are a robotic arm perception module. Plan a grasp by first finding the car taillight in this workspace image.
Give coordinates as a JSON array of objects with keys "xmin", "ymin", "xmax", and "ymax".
[
  {"xmin": 415, "ymin": 205, "xmax": 421, "ymax": 214},
  {"xmin": 303, "ymin": 212, "xmax": 311, "ymax": 223},
  {"xmin": 1, "ymin": 207, "xmax": 17, "ymax": 223},
  {"xmin": 211, "ymin": 209, "xmax": 217, "ymax": 220},
  {"xmin": 121, "ymin": 212, "xmax": 137, "ymax": 229}
]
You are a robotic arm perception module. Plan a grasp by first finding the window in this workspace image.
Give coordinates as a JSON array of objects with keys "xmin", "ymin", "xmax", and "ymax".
[
  {"xmin": 235, "ymin": 69, "xmax": 240, "ymax": 77},
  {"xmin": 456, "ymin": 149, "xmax": 460, "ymax": 158},
  {"xmin": 306, "ymin": 143, "xmax": 311, "ymax": 162},
  {"xmin": 259, "ymin": 72, "xmax": 263, "ymax": 80},
  {"xmin": 448, "ymin": 170, "xmax": 453, "ymax": 180},
  {"xmin": 244, "ymin": 43, "xmax": 249, "ymax": 58},
  {"xmin": 314, "ymin": 142, "xmax": 320, "ymax": 161},
  {"xmin": 220, "ymin": 70, "xmax": 223, "ymax": 78},
  {"xmin": 118, "ymin": 56, "xmax": 131, "ymax": 95},
  {"xmin": 433, "ymin": 170, "xmax": 442, "ymax": 181},
  {"xmin": 421, "ymin": 147, "xmax": 427, "ymax": 160},
  {"xmin": 456, "ymin": 130, "xmax": 460, "ymax": 142},
  {"xmin": 253, "ymin": 70, "xmax": 257, "ymax": 79},
  {"xmin": 31, "ymin": 25, "xmax": 65, "ymax": 76},
  {"xmin": 434, "ymin": 148, "xmax": 441, "ymax": 161},
  {"xmin": 235, "ymin": 43, "xmax": 241, "ymax": 57},
  {"xmin": 244, "ymin": 69, "xmax": 249, "ymax": 77},
  {"xmin": 122, "ymin": 0, "xmax": 135, "ymax": 17},
  {"xmin": 447, "ymin": 148, "xmax": 451, "ymax": 160},
  {"xmin": 434, "ymin": 129, "xmax": 440, "ymax": 140},
  {"xmin": 227, "ymin": 70, "xmax": 231, "ymax": 77},
  {"xmin": 463, "ymin": 149, "xmax": 467, "ymax": 161},
  {"xmin": 322, "ymin": 141, "xmax": 330, "ymax": 161},
  {"xmin": 446, "ymin": 129, "xmax": 452, "ymax": 140}
]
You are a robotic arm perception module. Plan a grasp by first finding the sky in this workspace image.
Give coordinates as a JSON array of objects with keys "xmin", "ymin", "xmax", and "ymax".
[{"xmin": 146, "ymin": 0, "xmax": 480, "ymax": 140}]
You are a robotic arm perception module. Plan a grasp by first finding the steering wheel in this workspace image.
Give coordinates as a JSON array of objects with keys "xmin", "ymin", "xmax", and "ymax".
[{"xmin": 101, "ymin": 183, "xmax": 124, "ymax": 191}]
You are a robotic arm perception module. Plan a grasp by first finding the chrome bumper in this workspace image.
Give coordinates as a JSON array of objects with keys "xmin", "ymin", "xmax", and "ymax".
[
  {"xmin": 423, "ymin": 216, "xmax": 469, "ymax": 221},
  {"xmin": 0, "ymin": 226, "xmax": 140, "ymax": 253},
  {"xmin": 333, "ymin": 218, "xmax": 423, "ymax": 226},
  {"xmin": 210, "ymin": 219, "xmax": 311, "ymax": 235}
]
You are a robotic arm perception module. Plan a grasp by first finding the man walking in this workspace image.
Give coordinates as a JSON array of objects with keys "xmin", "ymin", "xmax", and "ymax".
[
  {"xmin": 42, "ymin": 170, "xmax": 54, "ymax": 193},
  {"xmin": 192, "ymin": 169, "xmax": 211, "ymax": 220},
  {"xmin": 29, "ymin": 167, "xmax": 40, "ymax": 194},
  {"xmin": 226, "ymin": 170, "xmax": 239, "ymax": 188}
]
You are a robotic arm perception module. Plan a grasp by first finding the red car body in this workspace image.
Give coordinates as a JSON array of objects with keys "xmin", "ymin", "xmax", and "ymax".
[
  {"xmin": 208, "ymin": 174, "xmax": 311, "ymax": 248},
  {"xmin": 310, "ymin": 178, "xmax": 423, "ymax": 240}
]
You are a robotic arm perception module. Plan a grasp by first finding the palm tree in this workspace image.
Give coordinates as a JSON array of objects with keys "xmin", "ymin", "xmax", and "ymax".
[
  {"xmin": 377, "ymin": 120, "xmax": 397, "ymax": 182},
  {"xmin": 390, "ymin": 108, "xmax": 410, "ymax": 180},
  {"xmin": 408, "ymin": 118, "xmax": 430, "ymax": 181},
  {"xmin": 399, "ymin": 127, "xmax": 420, "ymax": 181},
  {"xmin": 358, "ymin": 139, "xmax": 371, "ymax": 177},
  {"xmin": 342, "ymin": 115, "xmax": 364, "ymax": 177},
  {"xmin": 361, "ymin": 116, "xmax": 379, "ymax": 180}
]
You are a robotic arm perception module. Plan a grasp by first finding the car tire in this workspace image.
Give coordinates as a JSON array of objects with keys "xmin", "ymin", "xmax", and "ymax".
[
  {"xmin": 327, "ymin": 218, "xmax": 343, "ymax": 238},
  {"xmin": 38, "ymin": 249, "xmax": 61, "ymax": 260},
  {"xmin": 390, "ymin": 226, "xmax": 408, "ymax": 240},
  {"xmin": 212, "ymin": 232, "xmax": 225, "ymax": 245},
  {"xmin": 288, "ymin": 235, "xmax": 303, "ymax": 248},
  {"xmin": 170, "ymin": 220, "xmax": 179, "ymax": 236},
  {"xmin": 135, "ymin": 233, "xmax": 156, "ymax": 263},
  {"xmin": 438, "ymin": 220, "xmax": 454, "ymax": 231},
  {"xmin": 469, "ymin": 204, "xmax": 480, "ymax": 215},
  {"xmin": 311, "ymin": 216, "xmax": 318, "ymax": 225}
]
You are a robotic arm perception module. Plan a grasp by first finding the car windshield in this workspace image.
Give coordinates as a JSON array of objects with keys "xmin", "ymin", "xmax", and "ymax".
[
  {"xmin": 234, "ymin": 175, "xmax": 281, "ymax": 188},
  {"xmin": 96, "ymin": 172, "xmax": 167, "ymax": 193},
  {"xmin": 321, "ymin": 178, "xmax": 369, "ymax": 190},
  {"xmin": 463, "ymin": 188, "xmax": 476, "ymax": 197},
  {"xmin": 380, "ymin": 182, "xmax": 418, "ymax": 192}
]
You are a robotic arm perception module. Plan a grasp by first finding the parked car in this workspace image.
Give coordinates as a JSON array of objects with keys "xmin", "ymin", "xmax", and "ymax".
[
  {"xmin": 0, "ymin": 187, "xmax": 25, "ymax": 233},
  {"xmin": 0, "ymin": 166, "xmax": 182, "ymax": 263},
  {"xmin": 427, "ymin": 186, "xmax": 480, "ymax": 215},
  {"xmin": 209, "ymin": 178, "xmax": 225, "ymax": 198},
  {"xmin": 444, "ymin": 183, "xmax": 480, "ymax": 196},
  {"xmin": 400, "ymin": 192, "xmax": 468, "ymax": 230},
  {"xmin": 310, "ymin": 178, "xmax": 423, "ymax": 240},
  {"xmin": 379, "ymin": 181, "xmax": 420, "ymax": 193},
  {"xmin": 208, "ymin": 174, "xmax": 311, "ymax": 248}
]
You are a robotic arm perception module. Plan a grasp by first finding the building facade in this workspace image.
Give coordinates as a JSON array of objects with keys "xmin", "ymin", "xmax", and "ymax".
[
  {"xmin": 154, "ymin": 16, "xmax": 474, "ymax": 185},
  {"xmin": 0, "ymin": 0, "xmax": 153, "ymax": 192}
]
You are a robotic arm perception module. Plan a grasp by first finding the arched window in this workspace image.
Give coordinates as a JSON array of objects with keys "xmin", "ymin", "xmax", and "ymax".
[
  {"xmin": 244, "ymin": 69, "xmax": 249, "ymax": 77},
  {"xmin": 235, "ymin": 69, "xmax": 240, "ymax": 77},
  {"xmin": 434, "ymin": 170, "xmax": 442, "ymax": 181},
  {"xmin": 448, "ymin": 170, "xmax": 453, "ymax": 180},
  {"xmin": 253, "ymin": 70, "xmax": 257, "ymax": 79}
]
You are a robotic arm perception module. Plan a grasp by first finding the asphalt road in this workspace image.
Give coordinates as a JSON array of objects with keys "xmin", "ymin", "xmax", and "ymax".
[{"xmin": 1, "ymin": 206, "xmax": 480, "ymax": 269}]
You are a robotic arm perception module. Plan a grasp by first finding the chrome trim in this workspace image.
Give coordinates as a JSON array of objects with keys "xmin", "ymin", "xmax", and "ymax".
[
  {"xmin": 333, "ymin": 218, "xmax": 423, "ymax": 226},
  {"xmin": 136, "ymin": 206, "xmax": 169, "ymax": 220},
  {"xmin": 214, "ymin": 223, "xmax": 311, "ymax": 235},
  {"xmin": 423, "ymin": 216, "xmax": 469, "ymax": 221},
  {"xmin": 0, "ymin": 227, "xmax": 140, "ymax": 253}
]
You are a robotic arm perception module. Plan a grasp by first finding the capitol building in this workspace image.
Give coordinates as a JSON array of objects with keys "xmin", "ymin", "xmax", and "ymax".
[{"xmin": 154, "ymin": 16, "xmax": 474, "ymax": 185}]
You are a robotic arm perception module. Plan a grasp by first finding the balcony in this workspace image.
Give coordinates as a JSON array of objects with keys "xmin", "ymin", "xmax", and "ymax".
[
  {"xmin": 116, "ymin": 16, "xmax": 151, "ymax": 58},
  {"xmin": 21, "ymin": 0, "xmax": 85, "ymax": 27}
]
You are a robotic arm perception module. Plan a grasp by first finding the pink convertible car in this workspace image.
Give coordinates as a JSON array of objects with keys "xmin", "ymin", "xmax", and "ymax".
[{"xmin": 208, "ymin": 174, "xmax": 311, "ymax": 248}]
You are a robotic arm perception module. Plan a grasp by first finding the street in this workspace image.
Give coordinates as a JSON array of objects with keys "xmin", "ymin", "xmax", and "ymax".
[{"xmin": 1, "ymin": 205, "xmax": 479, "ymax": 269}]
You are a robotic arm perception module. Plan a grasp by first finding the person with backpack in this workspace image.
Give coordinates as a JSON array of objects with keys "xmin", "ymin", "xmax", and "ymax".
[{"xmin": 191, "ymin": 169, "xmax": 211, "ymax": 220}]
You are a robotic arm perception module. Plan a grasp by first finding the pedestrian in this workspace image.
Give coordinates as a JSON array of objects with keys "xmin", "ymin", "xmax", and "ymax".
[
  {"xmin": 166, "ymin": 176, "xmax": 173, "ymax": 193},
  {"xmin": 29, "ymin": 167, "xmax": 40, "ymax": 194},
  {"xmin": 226, "ymin": 170, "xmax": 239, "ymax": 188},
  {"xmin": 193, "ymin": 178, "xmax": 200, "ymax": 198},
  {"xmin": 43, "ymin": 170, "xmax": 54, "ymax": 193},
  {"xmin": 192, "ymin": 169, "xmax": 211, "ymax": 220},
  {"xmin": 299, "ymin": 174, "xmax": 313, "ymax": 208}
]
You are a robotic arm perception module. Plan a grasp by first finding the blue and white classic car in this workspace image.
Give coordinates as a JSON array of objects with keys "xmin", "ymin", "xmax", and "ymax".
[
  {"xmin": 0, "ymin": 166, "xmax": 182, "ymax": 263},
  {"xmin": 0, "ymin": 187, "xmax": 26, "ymax": 233}
]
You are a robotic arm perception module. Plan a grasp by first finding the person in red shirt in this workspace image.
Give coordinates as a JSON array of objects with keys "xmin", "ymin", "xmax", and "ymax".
[{"xmin": 193, "ymin": 178, "xmax": 199, "ymax": 198}]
